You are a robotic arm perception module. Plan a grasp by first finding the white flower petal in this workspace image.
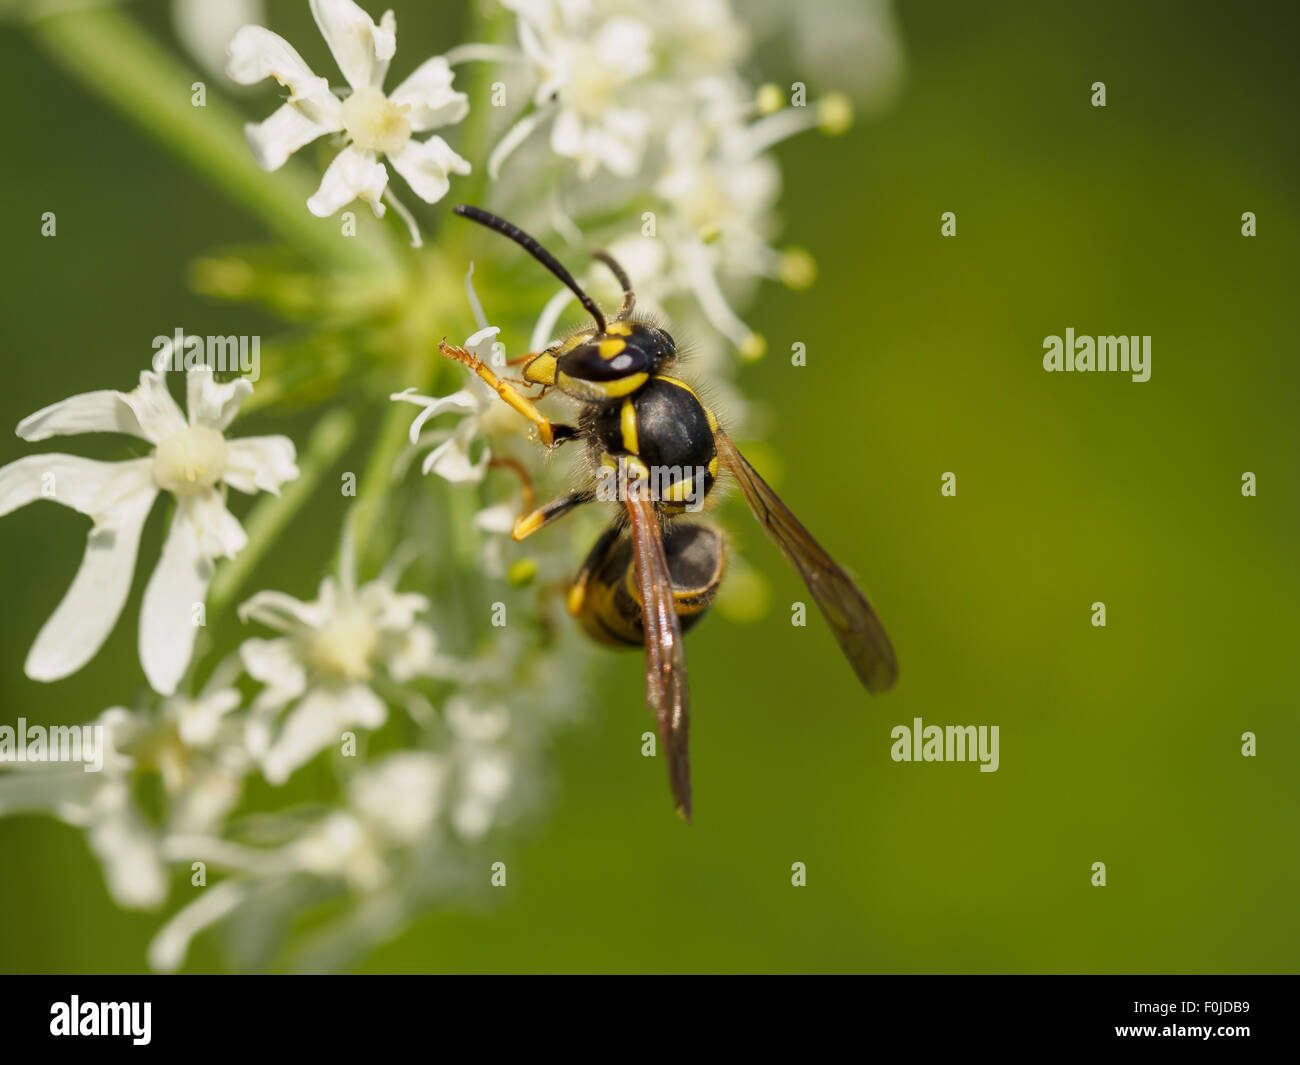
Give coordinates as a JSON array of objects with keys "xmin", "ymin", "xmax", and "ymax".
[
  {"xmin": 309, "ymin": 0, "xmax": 395, "ymax": 90},
  {"xmin": 307, "ymin": 146, "xmax": 389, "ymax": 218},
  {"xmin": 24, "ymin": 483, "xmax": 157, "ymax": 683},
  {"xmin": 0, "ymin": 454, "xmax": 153, "ymax": 521},
  {"xmin": 596, "ymin": 108, "xmax": 648, "ymax": 177},
  {"xmin": 261, "ymin": 683, "xmax": 387, "ymax": 784},
  {"xmin": 16, "ymin": 390, "xmax": 148, "ymax": 442},
  {"xmin": 486, "ymin": 103, "xmax": 554, "ymax": 181},
  {"xmin": 384, "ymin": 623, "xmax": 437, "ymax": 683},
  {"xmin": 351, "ymin": 752, "xmax": 443, "ymax": 840},
  {"xmin": 355, "ymin": 580, "xmax": 428, "ymax": 631},
  {"xmin": 225, "ymin": 26, "xmax": 343, "ymax": 130},
  {"xmin": 184, "ymin": 489, "xmax": 248, "ymax": 560},
  {"xmin": 227, "ymin": 25, "xmax": 317, "ymax": 89},
  {"xmin": 139, "ymin": 504, "xmax": 217, "ymax": 696},
  {"xmin": 147, "ymin": 878, "xmax": 248, "ymax": 973},
  {"xmin": 550, "ymin": 106, "xmax": 586, "ymax": 159},
  {"xmin": 391, "ymin": 387, "xmax": 478, "ymax": 443},
  {"xmin": 0, "ymin": 767, "xmax": 102, "ymax": 816},
  {"xmin": 465, "ymin": 325, "xmax": 501, "ymax": 360},
  {"xmin": 244, "ymin": 102, "xmax": 336, "ymax": 172},
  {"xmin": 421, "ymin": 416, "xmax": 487, "ymax": 483},
  {"xmin": 186, "ymin": 368, "xmax": 253, "ymax": 430},
  {"xmin": 85, "ymin": 784, "xmax": 168, "ymax": 909},
  {"xmin": 122, "ymin": 370, "xmax": 187, "ymax": 443},
  {"xmin": 474, "ymin": 501, "xmax": 517, "ymax": 534},
  {"xmin": 222, "ymin": 436, "xmax": 299, "ymax": 495},
  {"xmin": 593, "ymin": 17, "xmax": 653, "ymax": 77},
  {"xmin": 239, "ymin": 589, "xmax": 324, "ymax": 632},
  {"xmin": 175, "ymin": 0, "xmax": 265, "ymax": 82},
  {"xmin": 334, "ymin": 681, "xmax": 388, "ymax": 728},
  {"xmin": 239, "ymin": 636, "xmax": 308, "ymax": 697},
  {"xmin": 171, "ymin": 688, "xmax": 242, "ymax": 748},
  {"xmin": 388, "ymin": 56, "xmax": 470, "ymax": 131},
  {"xmin": 387, "ymin": 135, "xmax": 470, "ymax": 205}
]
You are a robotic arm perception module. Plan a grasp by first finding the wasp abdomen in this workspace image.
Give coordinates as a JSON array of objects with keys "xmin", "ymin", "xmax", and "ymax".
[{"xmin": 574, "ymin": 522, "xmax": 726, "ymax": 647}]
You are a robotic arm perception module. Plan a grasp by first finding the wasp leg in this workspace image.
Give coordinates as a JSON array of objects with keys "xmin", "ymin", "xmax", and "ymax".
[
  {"xmin": 438, "ymin": 340, "xmax": 576, "ymax": 447},
  {"xmin": 488, "ymin": 455, "xmax": 582, "ymax": 540},
  {"xmin": 486, "ymin": 455, "xmax": 537, "ymax": 514},
  {"xmin": 512, "ymin": 489, "xmax": 595, "ymax": 542}
]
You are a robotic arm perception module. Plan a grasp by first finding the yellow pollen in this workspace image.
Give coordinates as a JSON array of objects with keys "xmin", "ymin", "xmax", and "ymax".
[
  {"xmin": 739, "ymin": 334, "xmax": 767, "ymax": 362},
  {"xmin": 780, "ymin": 248, "xmax": 818, "ymax": 290},
  {"xmin": 755, "ymin": 83, "xmax": 784, "ymax": 115},
  {"xmin": 818, "ymin": 93, "xmax": 854, "ymax": 136}
]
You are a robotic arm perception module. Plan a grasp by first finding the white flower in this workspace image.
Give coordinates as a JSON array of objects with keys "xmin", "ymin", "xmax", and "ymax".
[
  {"xmin": 292, "ymin": 750, "xmax": 445, "ymax": 887},
  {"xmin": 145, "ymin": 749, "xmax": 443, "ymax": 971},
  {"xmin": 649, "ymin": 106, "xmax": 781, "ymax": 357},
  {"xmin": 0, "ymin": 366, "xmax": 298, "ymax": 694},
  {"xmin": 0, "ymin": 684, "xmax": 250, "ymax": 911},
  {"xmin": 227, "ymin": 0, "xmax": 471, "ymax": 220},
  {"xmin": 496, "ymin": 1, "xmax": 654, "ymax": 179},
  {"xmin": 443, "ymin": 695, "xmax": 514, "ymax": 840},
  {"xmin": 238, "ymin": 562, "xmax": 441, "ymax": 785},
  {"xmin": 390, "ymin": 326, "xmax": 508, "ymax": 485}
]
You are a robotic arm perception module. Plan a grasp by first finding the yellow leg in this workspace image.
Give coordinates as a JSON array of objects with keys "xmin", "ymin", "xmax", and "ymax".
[
  {"xmin": 439, "ymin": 340, "xmax": 570, "ymax": 446},
  {"xmin": 512, "ymin": 490, "xmax": 594, "ymax": 542}
]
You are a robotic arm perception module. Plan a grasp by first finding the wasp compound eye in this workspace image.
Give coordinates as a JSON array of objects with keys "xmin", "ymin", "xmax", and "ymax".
[{"xmin": 554, "ymin": 323, "xmax": 676, "ymax": 401}]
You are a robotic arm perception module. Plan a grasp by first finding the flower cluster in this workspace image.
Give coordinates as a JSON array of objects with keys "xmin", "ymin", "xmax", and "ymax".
[{"xmin": 1, "ymin": 0, "xmax": 900, "ymax": 971}]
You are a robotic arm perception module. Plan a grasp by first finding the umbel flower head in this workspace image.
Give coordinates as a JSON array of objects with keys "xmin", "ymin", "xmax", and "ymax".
[
  {"xmin": 228, "ymin": 0, "xmax": 471, "ymax": 221},
  {"xmin": 237, "ymin": 541, "xmax": 445, "ymax": 785},
  {"xmin": 0, "ymin": 364, "xmax": 297, "ymax": 695},
  {"xmin": 0, "ymin": 678, "xmax": 249, "ymax": 912},
  {"xmin": 501, "ymin": 0, "xmax": 654, "ymax": 179},
  {"xmin": 391, "ymin": 325, "xmax": 506, "ymax": 485}
]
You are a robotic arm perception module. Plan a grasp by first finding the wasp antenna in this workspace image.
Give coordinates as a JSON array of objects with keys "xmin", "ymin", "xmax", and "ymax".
[
  {"xmin": 453, "ymin": 205, "xmax": 607, "ymax": 332},
  {"xmin": 590, "ymin": 250, "xmax": 636, "ymax": 319}
]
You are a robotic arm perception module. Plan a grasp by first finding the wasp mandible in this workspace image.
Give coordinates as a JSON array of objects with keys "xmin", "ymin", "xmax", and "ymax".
[{"xmin": 439, "ymin": 205, "xmax": 898, "ymax": 821}]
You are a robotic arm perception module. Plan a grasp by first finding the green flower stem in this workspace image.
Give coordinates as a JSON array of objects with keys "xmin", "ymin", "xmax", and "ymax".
[
  {"xmin": 350, "ymin": 357, "xmax": 432, "ymax": 574},
  {"xmin": 351, "ymin": 251, "xmax": 474, "ymax": 571},
  {"xmin": 453, "ymin": 8, "xmax": 511, "ymax": 209},
  {"xmin": 27, "ymin": 3, "xmax": 399, "ymax": 274},
  {"xmin": 208, "ymin": 407, "xmax": 358, "ymax": 618}
]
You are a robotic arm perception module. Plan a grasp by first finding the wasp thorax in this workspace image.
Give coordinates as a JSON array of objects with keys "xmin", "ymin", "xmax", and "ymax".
[
  {"xmin": 152, "ymin": 425, "xmax": 228, "ymax": 494},
  {"xmin": 341, "ymin": 86, "xmax": 411, "ymax": 156}
]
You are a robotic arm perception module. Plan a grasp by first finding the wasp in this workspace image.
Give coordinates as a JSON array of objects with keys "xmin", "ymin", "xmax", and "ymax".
[{"xmin": 439, "ymin": 205, "xmax": 898, "ymax": 821}]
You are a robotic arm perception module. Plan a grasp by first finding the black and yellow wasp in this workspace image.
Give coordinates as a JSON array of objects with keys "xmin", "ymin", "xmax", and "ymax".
[{"xmin": 440, "ymin": 205, "xmax": 897, "ymax": 820}]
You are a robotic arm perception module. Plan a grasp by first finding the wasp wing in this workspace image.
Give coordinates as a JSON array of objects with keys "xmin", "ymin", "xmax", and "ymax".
[
  {"xmin": 714, "ymin": 429, "xmax": 898, "ymax": 694},
  {"xmin": 624, "ymin": 493, "xmax": 693, "ymax": 821}
]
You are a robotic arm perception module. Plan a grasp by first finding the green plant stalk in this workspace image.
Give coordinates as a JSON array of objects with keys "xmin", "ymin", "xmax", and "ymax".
[
  {"xmin": 208, "ymin": 407, "xmax": 357, "ymax": 617},
  {"xmin": 452, "ymin": 4, "xmax": 510, "ymax": 210},
  {"xmin": 27, "ymin": 3, "xmax": 400, "ymax": 275},
  {"xmin": 351, "ymin": 247, "xmax": 477, "ymax": 570},
  {"xmin": 350, "ymin": 357, "xmax": 432, "ymax": 574}
]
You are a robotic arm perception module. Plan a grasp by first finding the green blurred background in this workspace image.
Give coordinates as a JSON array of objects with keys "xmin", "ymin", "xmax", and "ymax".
[{"xmin": 1, "ymin": 0, "xmax": 1297, "ymax": 973}]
